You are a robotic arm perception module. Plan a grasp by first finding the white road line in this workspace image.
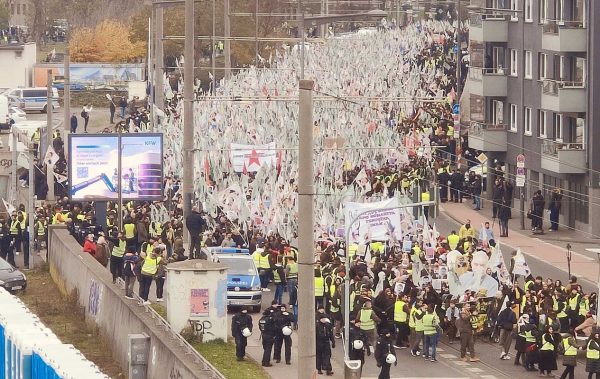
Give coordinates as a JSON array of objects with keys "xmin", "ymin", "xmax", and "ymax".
[
  {"xmin": 466, "ymin": 367, "xmax": 484, "ymax": 373},
  {"xmin": 481, "ymin": 376, "xmax": 499, "ymax": 379},
  {"xmin": 452, "ymin": 361, "xmax": 470, "ymax": 366},
  {"xmin": 439, "ymin": 353, "xmax": 457, "ymax": 359}
]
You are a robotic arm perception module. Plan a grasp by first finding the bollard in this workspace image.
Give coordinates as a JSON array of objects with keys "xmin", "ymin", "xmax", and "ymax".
[{"xmin": 344, "ymin": 360, "xmax": 362, "ymax": 379}]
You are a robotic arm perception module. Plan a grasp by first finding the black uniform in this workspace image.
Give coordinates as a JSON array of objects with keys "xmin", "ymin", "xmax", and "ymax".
[
  {"xmin": 273, "ymin": 309, "xmax": 294, "ymax": 364},
  {"xmin": 316, "ymin": 318, "xmax": 335, "ymax": 375},
  {"xmin": 259, "ymin": 309, "xmax": 278, "ymax": 367},
  {"xmin": 374, "ymin": 334, "xmax": 396, "ymax": 379},
  {"xmin": 231, "ymin": 310, "xmax": 253, "ymax": 360},
  {"xmin": 349, "ymin": 324, "xmax": 371, "ymax": 365},
  {"xmin": 0, "ymin": 223, "xmax": 12, "ymax": 265}
]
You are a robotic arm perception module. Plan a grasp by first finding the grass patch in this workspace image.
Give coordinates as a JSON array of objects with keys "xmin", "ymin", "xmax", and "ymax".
[
  {"xmin": 37, "ymin": 42, "xmax": 67, "ymax": 63},
  {"xmin": 150, "ymin": 303, "xmax": 167, "ymax": 319},
  {"xmin": 192, "ymin": 340, "xmax": 269, "ymax": 379},
  {"xmin": 17, "ymin": 267, "xmax": 124, "ymax": 378}
]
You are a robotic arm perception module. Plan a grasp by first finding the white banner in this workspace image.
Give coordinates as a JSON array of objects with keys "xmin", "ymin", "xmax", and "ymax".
[
  {"xmin": 230, "ymin": 142, "xmax": 278, "ymax": 173},
  {"xmin": 344, "ymin": 198, "xmax": 407, "ymax": 243}
]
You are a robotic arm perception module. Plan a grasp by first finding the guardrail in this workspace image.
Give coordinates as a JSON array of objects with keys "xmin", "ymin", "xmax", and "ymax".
[
  {"xmin": 542, "ymin": 79, "xmax": 585, "ymax": 95},
  {"xmin": 541, "ymin": 139, "xmax": 584, "ymax": 157},
  {"xmin": 469, "ymin": 121, "xmax": 506, "ymax": 137},
  {"xmin": 115, "ymin": 277, "xmax": 227, "ymax": 379},
  {"xmin": 468, "ymin": 66, "xmax": 507, "ymax": 81},
  {"xmin": 542, "ymin": 19, "xmax": 585, "ymax": 34}
]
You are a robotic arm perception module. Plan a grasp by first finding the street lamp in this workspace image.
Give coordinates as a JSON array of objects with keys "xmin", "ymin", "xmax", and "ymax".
[{"xmin": 566, "ymin": 243, "xmax": 572, "ymax": 280}]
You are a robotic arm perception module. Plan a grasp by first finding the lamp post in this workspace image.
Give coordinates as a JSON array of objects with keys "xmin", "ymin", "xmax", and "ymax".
[{"xmin": 566, "ymin": 243, "xmax": 572, "ymax": 280}]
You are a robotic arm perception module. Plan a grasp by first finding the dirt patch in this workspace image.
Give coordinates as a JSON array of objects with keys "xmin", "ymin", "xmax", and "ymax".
[{"xmin": 16, "ymin": 266, "xmax": 125, "ymax": 378}]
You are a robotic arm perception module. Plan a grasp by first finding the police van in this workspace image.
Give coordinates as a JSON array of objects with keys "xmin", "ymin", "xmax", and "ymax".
[
  {"xmin": 6, "ymin": 87, "xmax": 60, "ymax": 113},
  {"xmin": 207, "ymin": 247, "xmax": 262, "ymax": 312}
]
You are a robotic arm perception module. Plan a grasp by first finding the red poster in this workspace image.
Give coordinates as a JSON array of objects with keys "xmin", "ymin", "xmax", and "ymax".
[{"xmin": 190, "ymin": 288, "xmax": 210, "ymax": 317}]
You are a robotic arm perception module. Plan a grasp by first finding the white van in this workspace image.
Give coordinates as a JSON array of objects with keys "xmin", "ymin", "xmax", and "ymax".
[
  {"xmin": 0, "ymin": 95, "xmax": 9, "ymax": 131},
  {"xmin": 6, "ymin": 87, "xmax": 60, "ymax": 113}
]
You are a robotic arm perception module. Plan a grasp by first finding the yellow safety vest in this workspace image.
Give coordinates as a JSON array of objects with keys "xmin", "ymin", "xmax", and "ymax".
[
  {"xmin": 314, "ymin": 276, "xmax": 324, "ymax": 297},
  {"xmin": 563, "ymin": 338, "xmax": 577, "ymax": 356},
  {"xmin": 145, "ymin": 242, "xmax": 154, "ymax": 255},
  {"xmin": 540, "ymin": 338, "xmax": 554, "ymax": 351},
  {"xmin": 523, "ymin": 330, "xmax": 536, "ymax": 343},
  {"xmin": 359, "ymin": 309, "xmax": 375, "ymax": 330},
  {"xmin": 422, "ymin": 313, "xmax": 437, "ymax": 335},
  {"xmin": 447, "ymin": 234, "xmax": 459, "ymax": 250},
  {"xmin": 142, "ymin": 256, "xmax": 161, "ymax": 275},
  {"xmin": 124, "ymin": 223, "xmax": 135, "ymax": 239},
  {"xmin": 421, "ymin": 191, "xmax": 430, "ymax": 202},
  {"xmin": 414, "ymin": 310, "xmax": 424, "ymax": 332},
  {"xmin": 287, "ymin": 263, "xmax": 298, "ymax": 279},
  {"xmin": 259, "ymin": 254, "xmax": 270, "ymax": 269},
  {"xmin": 253, "ymin": 251, "xmax": 261, "ymax": 267},
  {"xmin": 10, "ymin": 220, "xmax": 19, "ymax": 235},
  {"xmin": 394, "ymin": 300, "xmax": 408, "ymax": 323},
  {"xmin": 329, "ymin": 283, "xmax": 336, "ymax": 297},
  {"xmin": 588, "ymin": 341, "xmax": 600, "ymax": 360},
  {"xmin": 569, "ymin": 295, "xmax": 580, "ymax": 311},
  {"xmin": 274, "ymin": 268, "xmax": 282, "ymax": 283},
  {"xmin": 557, "ymin": 301, "xmax": 568, "ymax": 318},
  {"xmin": 36, "ymin": 221, "xmax": 45, "ymax": 236},
  {"xmin": 409, "ymin": 307, "xmax": 417, "ymax": 328},
  {"xmin": 31, "ymin": 130, "xmax": 40, "ymax": 143},
  {"xmin": 580, "ymin": 299, "xmax": 590, "ymax": 317},
  {"xmin": 112, "ymin": 240, "xmax": 126, "ymax": 257},
  {"xmin": 525, "ymin": 280, "xmax": 534, "ymax": 291}
]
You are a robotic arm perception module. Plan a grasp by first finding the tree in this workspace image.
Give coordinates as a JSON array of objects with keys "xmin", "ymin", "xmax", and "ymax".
[
  {"xmin": 69, "ymin": 20, "xmax": 146, "ymax": 63},
  {"xmin": 0, "ymin": 1, "xmax": 9, "ymax": 30}
]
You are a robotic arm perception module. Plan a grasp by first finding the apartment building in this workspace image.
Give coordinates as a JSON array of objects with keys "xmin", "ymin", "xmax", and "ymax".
[
  {"xmin": 466, "ymin": 0, "xmax": 600, "ymax": 234},
  {"xmin": 7, "ymin": 0, "xmax": 30, "ymax": 26}
]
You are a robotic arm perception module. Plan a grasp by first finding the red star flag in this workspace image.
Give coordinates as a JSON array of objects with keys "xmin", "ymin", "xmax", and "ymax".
[{"xmin": 230, "ymin": 143, "xmax": 278, "ymax": 173}]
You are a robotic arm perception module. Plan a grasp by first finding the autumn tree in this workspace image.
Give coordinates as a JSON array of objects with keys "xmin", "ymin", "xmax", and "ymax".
[
  {"xmin": 0, "ymin": 1, "xmax": 9, "ymax": 30},
  {"xmin": 69, "ymin": 20, "xmax": 146, "ymax": 63}
]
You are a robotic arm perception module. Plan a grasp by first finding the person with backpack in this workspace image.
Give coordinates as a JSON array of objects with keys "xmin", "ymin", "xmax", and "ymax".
[
  {"xmin": 259, "ymin": 307, "xmax": 278, "ymax": 367},
  {"xmin": 316, "ymin": 309, "xmax": 335, "ymax": 376},
  {"xmin": 123, "ymin": 250, "xmax": 139, "ymax": 299},
  {"xmin": 231, "ymin": 306, "xmax": 253, "ymax": 361},
  {"xmin": 273, "ymin": 304, "xmax": 294, "ymax": 365}
]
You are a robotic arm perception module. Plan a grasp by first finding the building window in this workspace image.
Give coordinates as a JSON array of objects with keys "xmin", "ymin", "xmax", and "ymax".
[
  {"xmin": 22, "ymin": 4, "xmax": 25, "ymax": 14},
  {"xmin": 554, "ymin": 114, "xmax": 563, "ymax": 142},
  {"xmin": 538, "ymin": 53, "xmax": 547, "ymax": 80},
  {"xmin": 16, "ymin": 4, "xmax": 20, "ymax": 15},
  {"xmin": 539, "ymin": 0, "xmax": 548, "ymax": 23},
  {"xmin": 510, "ymin": 104, "xmax": 518, "ymax": 131},
  {"xmin": 10, "ymin": 4, "xmax": 14, "ymax": 15},
  {"xmin": 538, "ymin": 110, "xmax": 547, "ymax": 138},
  {"xmin": 510, "ymin": 49, "xmax": 518, "ymax": 76},
  {"xmin": 524, "ymin": 0, "xmax": 532, "ymax": 22},
  {"xmin": 524, "ymin": 107, "xmax": 532, "ymax": 135},
  {"xmin": 525, "ymin": 50, "xmax": 532, "ymax": 79},
  {"xmin": 510, "ymin": 0, "xmax": 519, "ymax": 20}
]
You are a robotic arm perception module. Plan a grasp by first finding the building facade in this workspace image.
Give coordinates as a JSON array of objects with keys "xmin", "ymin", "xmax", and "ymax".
[
  {"xmin": 7, "ymin": 0, "xmax": 30, "ymax": 27},
  {"xmin": 466, "ymin": 0, "xmax": 600, "ymax": 235}
]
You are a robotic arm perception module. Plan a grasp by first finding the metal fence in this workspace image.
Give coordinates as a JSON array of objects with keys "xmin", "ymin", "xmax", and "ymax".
[{"xmin": 541, "ymin": 139, "xmax": 584, "ymax": 157}]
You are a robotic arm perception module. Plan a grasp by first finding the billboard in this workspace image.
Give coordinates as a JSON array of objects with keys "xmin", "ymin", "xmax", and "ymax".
[
  {"xmin": 69, "ymin": 133, "xmax": 163, "ymax": 200},
  {"xmin": 33, "ymin": 63, "xmax": 144, "ymax": 88}
]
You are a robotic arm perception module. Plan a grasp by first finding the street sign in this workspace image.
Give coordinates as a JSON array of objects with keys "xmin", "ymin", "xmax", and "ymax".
[
  {"xmin": 516, "ymin": 176, "xmax": 525, "ymax": 187},
  {"xmin": 452, "ymin": 104, "xmax": 460, "ymax": 115},
  {"xmin": 477, "ymin": 152, "xmax": 488, "ymax": 164},
  {"xmin": 516, "ymin": 154, "xmax": 525, "ymax": 168},
  {"xmin": 516, "ymin": 167, "xmax": 526, "ymax": 187}
]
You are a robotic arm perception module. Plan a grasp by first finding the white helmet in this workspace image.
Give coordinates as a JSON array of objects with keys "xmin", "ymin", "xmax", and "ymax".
[
  {"xmin": 242, "ymin": 328, "xmax": 252, "ymax": 337},
  {"xmin": 282, "ymin": 326, "xmax": 293, "ymax": 336},
  {"xmin": 352, "ymin": 339, "xmax": 364, "ymax": 350},
  {"xmin": 385, "ymin": 354, "xmax": 396, "ymax": 364}
]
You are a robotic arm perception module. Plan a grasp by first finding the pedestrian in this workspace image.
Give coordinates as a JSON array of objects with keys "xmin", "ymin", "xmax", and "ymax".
[
  {"xmin": 560, "ymin": 332, "xmax": 580, "ymax": 379},
  {"xmin": 82, "ymin": 234, "xmax": 96, "ymax": 256},
  {"xmin": 123, "ymin": 217, "xmax": 137, "ymax": 251},
  {"xmin": 185, "ymin": 206, "xmax": 206, "ymax": 259},
  {"xmin": 285, "ymin": 255, "xmax": 298, "ymax": 305},
  {"xmin": 108, "ymin": 232, "xmax": 126, "ymax": 283},
  {"xmin": 119, "ymin": 96, "xmax": 127, "ymax": 118},
  {"xmin": 548, "ymin": 188, "xmax": 562, "ymax": 232},
  {"xmin": 393, "ymin": 293, "xmax": 410, "ymax": 348},
  {"xmin": 587, "ymin": 329, "xmax": 600, "ymax": 379},
  {"xmin": 456, "ymin": 307, "xmax": 479, "ymax": 362},
  {"xmin": 122, "ymin": 249, "xmax": 138, "ymax": 299},
  {"xmin": 498, "ymin": 199, "xmax": 510, "ymax": 237},
  {"xmin": 273, "ymin": 256, "xmax": 286, "ymax": 305},
  {"xmin": 81, "ymin": 103, "xmax": 92, "ymax": 133},
  {"xmin": 410, "ymin": 299, "xmax": 425, "ymax": 356},
  {"xmin": 315, "ymin": 309, "xmax": 335, "ymax": 376},
  {"xmin": 139, "ymin": 248, "xmax": 162, "ymax": 305},
  {"xmin": 538, "ymin": 325, "xmax": 557, "ymax": 376},
  {"xmin": 231, "ymin": 306, "xmax": 253, "ymax": 361},
  {"xmin": 0, "ymin": 219, "xmax": 13, "ymax": 266},
  {"xmin": 259, "ymin": 307, "xmax": 277, "ymax": 367},
  {"xmin": 273, "ymin": 304, "xmax": 293, "ymax": 365},
  {"xmin": 497, "ymin": 301, "xmax": 517, "ymax": 360},
  {"xmin": 531, "ymin": 190, "xmax": 545, "ymax": 233},
  {"xmin": 356, "ymin": 300, "xmax": 381, "ymax": 348},
  {"xmin": 374, "ymin": 329, "xmax": 396, "ymax": 379},
  {"xmin": 349, "ymin": 320, "xmax": 370, "ymax": 366},
  {"xmin": 444, "ymin": 299, "xmax": 460, "ymax": 343},
  {"xmin": 422, "ymin": 304, "xmax": 440, "ymax": 362},
  {"xmin": 154, "ymin": 247, "xmax": 167, "ymax": 302},
  {"xmin": 109, "ymin": 97, "xmax": 116, "ymax": 124},
  {"xmin": 314, "ymin": 267, "xmax": 325, "ymax": 308},
  {"xmin": 70, "ymin": 113, "xmax": 78, "ymax": 133}
]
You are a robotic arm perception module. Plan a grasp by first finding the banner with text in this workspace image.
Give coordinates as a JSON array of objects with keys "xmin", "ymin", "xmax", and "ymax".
[
  {"xmin": 230, "ymin": 142, "xmax": 278, "ymax": 173},
  {"xmin": 344, "ymin": 198, "xmax": 407, "ymax": 244}
]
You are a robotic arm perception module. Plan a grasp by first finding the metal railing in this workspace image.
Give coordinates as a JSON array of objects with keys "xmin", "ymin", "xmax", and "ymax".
[
  {"xmin": 115, "ymin": 278, "xmax": 226, "ymax": 379},
  {"xmin": 470, "ymin": 12, "xmax": 508, "ymax": 27},
  {"xmin": 469, "ymin": 121, "xmax": 507, "ymax": 137},
  {"xmin": 542, "ymin": 19, "xmax": 586, "ymax": 34},
  {"xmin": 542, "ymin": 79, "xmax": 585, "ymax": 95},
  {"xmin": 541, "ymin": 139, "xmax": 584, "ymax": 157},
  {"xmin": 469, "ymin": 66, "xmax": 507, "ymax": 81}
]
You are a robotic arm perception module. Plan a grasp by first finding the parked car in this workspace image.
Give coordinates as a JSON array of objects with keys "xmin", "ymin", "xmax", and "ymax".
[
  {"xmin": 0, "ymin": 257, "xmax": 27, "ymax": 292},
  {"xmin": 9, "ymin": 106, "xmax": 27, "ymax": 124}
]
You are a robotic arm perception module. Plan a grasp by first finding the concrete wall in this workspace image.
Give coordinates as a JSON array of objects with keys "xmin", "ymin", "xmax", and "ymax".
[
  {"xmin": 0, "ymin": 43, "xmax": 36, "ymax": 88},
  {"xmin": 47, "ymin": 226, "xmax": 220, "ymax": 379}
]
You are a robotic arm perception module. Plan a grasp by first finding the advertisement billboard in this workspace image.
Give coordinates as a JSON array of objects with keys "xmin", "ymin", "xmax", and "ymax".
[{"xmin": 68, "ymin": 133, "xmax": 163, "ymax": 200}]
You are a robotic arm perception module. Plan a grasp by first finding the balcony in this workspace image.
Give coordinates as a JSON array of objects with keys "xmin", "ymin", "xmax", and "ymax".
[
  {"xmin": 468, "ymin": 67, "xmax": 507, "ymax": 97},
  {"xmin": 542, "ymin": 21, "xmax": 587, "ymax": 52},
  {"xmin": 468, "ymin": 122, "xmax": 507, "ymax": 152},
  {"xmin": 469, "ymin": 13, "xmax": 508, "ymax": 43},
  {"xmin": 541, "ymin": 80, "xmax": 586, "ymax": 113},
  {"xmin": 541, "ymin": 140, "xmax": 586, "ymax": 174}
]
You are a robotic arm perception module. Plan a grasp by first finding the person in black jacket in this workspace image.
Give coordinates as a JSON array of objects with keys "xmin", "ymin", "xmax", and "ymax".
[
  {"xmin": 231, "ymin": 306, "xmax": 253, "ymax": 361},
  {"xmin": 497, "ymin": 303, "xmax": 517, "ymax": 359},
  {"xmin": 185, "ymin": 206, "xmax": 206, "ymax": 259},
  {"xmin": 316, "ymin": 313, "xmax": 335, "ymax": 375},
  {"xmin": 349, "ymin": 320, "xmax": 371, "ymax": 366},
  {"xmin": 273, "ymin": 304, "xmax": 294, "ymax": 364},
  {"xmin": 375, "ymin": 329, "xmax": 396, "ymax": 379},
  {"xmin": 0, "ymin": 220, "xmax": 13, "ymax": 266}
]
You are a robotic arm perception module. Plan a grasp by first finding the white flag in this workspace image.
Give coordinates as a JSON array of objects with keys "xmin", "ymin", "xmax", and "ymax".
[{"xmin": 512, "ymin": 249, "xmax": 531, "ymax": 277}]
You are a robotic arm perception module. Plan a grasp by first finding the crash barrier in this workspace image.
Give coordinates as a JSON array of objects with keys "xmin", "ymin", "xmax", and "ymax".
[{"xmin": 0, "ymin": 287, "xmax": 109, "ymax": 379}]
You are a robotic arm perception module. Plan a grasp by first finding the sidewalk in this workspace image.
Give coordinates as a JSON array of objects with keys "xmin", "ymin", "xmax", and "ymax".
[{"xmin": 440, "ymin": 200, "xmax": 600, "ymax": 286}]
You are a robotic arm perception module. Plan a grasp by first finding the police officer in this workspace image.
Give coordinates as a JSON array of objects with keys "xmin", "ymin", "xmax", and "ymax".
[
  {"xmin": 231, "ymin": 306, "xmax": 253, "ymax": 361},
  {"xmin": 260, "ymin": 307, "xmax": 277, "ymax": 367},
  {"xmin": 349, "ymin": 320, "xmax": 371, "ymax": 366},
  {"xmin": 0, "ymin": 219, "xmax": 12, "ymax": 266},
  {"xmin": 375, "ymin": 329, "xmax": 396, "ymax": 379},
  {"xmin": 316, "ymin": 307, "xmax": 335, "ymax": 376},
  {"xmin": 273, "ymin": 304, "xmax": 294, "ymax": 365}
]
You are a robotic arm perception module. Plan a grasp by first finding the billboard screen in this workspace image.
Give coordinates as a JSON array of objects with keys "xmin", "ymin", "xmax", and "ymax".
[{"xmin": 69, "ymin": 133, "xmax": 163, "ymax": 201}]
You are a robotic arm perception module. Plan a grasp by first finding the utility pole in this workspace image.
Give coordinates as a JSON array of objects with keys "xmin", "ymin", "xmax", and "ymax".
[
  {"xmin": 46, "ymin": 70, "xmax": 55, "ymax": 202},
  {"xmin": 255, "ymin": 0, "xmax": 259, "ymax": 67},
  {"xmin": 27, "ymin": 142, "xmax": 35, "ymax": 269},
  {"xmin": 156, "ymin": 6, "xmax": 165, "ymax": 110},
  {"xmin": 183, "ymin": 0, "xmax": 195, "ymax": 239},
  {"xmin": 63, "ymin": 47, "xmax": 70, "ymax": 140},
  {"xmin": 224, "ymin": 0, "xmax": 231, "ymax": 79},
  {"xmin": 212, "ymin": 0, "xmax": 216, "ymax": 94},
  {"xmin": 297, "ymin": 78, "xmax": 315, "ymax": 379},
  {"xmin": 455, "ymin": 0, "xmax": 461, "ymax": 100}
]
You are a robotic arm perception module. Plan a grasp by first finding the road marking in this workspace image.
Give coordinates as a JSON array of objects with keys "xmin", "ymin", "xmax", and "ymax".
[
  {"xmin": 481, "ymin": 376, "xmax": 499, "ymax": 379},
  {"xmin": 452, "ymin": 361, "xmax": 469, "ymax": 366},
  {"xmin": 437, "ymin": 347, "xmax": 445, "ymax": 352},
  {"xmin": 439, "ymin": 353, "xmax": 457, "ymax": 359},
  {"xmin": 466, "ymin": 367, "xmax": 484, "ymax": 373}
]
